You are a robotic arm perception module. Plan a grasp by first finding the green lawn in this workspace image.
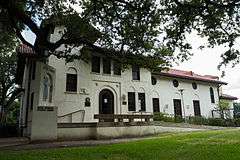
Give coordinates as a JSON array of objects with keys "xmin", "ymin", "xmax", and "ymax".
[{"xmin": 1, "ymin": 129, "xmax": 240, "ymax": 160}]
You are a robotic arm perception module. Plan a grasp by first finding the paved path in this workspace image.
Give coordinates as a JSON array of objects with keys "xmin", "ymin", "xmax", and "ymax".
[{"xmin": 0, "ymin": 137, "xmax": 29, "ymax": 148}]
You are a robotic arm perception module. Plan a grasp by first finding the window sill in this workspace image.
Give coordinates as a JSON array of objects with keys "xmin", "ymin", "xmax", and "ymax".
[
  {"xmin": 102, "ymin": 73, "xmax": 111, "ymax": 76},
  {"xmin": 132, "ymin": 80, "xmax": 140, "ymax": 82},
  {"xmin": 64, "ymin": 91, "xmax": 78, "ymax": 94},
  {"xmin": 90, "ymin": 72, "xmax": 101, "ymax": 75},
  {"xmin": 79, "ymin": 92, "xmax": 89, "ymax": 95},
  {"xmin": 112, "ymin": 74, "xmax": 121, "ymax": 77}
]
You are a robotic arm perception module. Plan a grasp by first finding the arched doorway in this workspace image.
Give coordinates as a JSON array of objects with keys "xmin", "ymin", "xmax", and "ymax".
[{"xmin": 99, "ymin": 89, "xmax": 114, "ymax": 114}]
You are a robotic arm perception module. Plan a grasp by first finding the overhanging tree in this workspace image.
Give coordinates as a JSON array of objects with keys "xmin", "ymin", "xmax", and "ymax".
[
  {"xmin": 0, "ymin": 46, "xmax": 23, "ymax": 123},
  {"xmin": 1, "ymin": 0, "xmax": 240, "ymax": 70}
]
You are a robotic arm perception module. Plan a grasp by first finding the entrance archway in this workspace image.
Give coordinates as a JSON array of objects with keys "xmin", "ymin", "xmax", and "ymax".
[{"xmin": 99, "ymin": 89, "xmax": 114, "ymax": 114}]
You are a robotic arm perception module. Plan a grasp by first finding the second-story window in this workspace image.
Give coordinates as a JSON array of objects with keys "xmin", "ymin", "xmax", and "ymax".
[
  {"xmin": 103, "ymin": 58, "xmax": 111, "ymax": 74},
  {"xmin": 66, "ymin": 68, "xmax": 77, "ymax": 92},
  {"xmin": 113, "ymin": 60, "xmax": 121, "ymax": 75},
  {"xmin": 173, "ymin": 79, "xmax": 179, "ymax": 87},
  {"xmin": 32, "ymin": 61, "xmax": 36, "ymax": 80},
  {"xmin": 151, "ymin": 76, "xmax": 157, "ymax": 85},
  {"xmin": 192, "ymin": 82, "xmax": 197, "ymax": 90},
  {"xmin": 210, "ymin": 87, "xmax": 215, "ymax": 103},
  {"xmin": 132, "ymin": 65, "xmax": 140, "ymax": 80},
  {"xmin": 91, "ymin": 56, "xmax": 100, "ymax": 73}
]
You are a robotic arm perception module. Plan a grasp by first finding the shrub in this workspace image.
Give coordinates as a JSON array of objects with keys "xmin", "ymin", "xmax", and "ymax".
[
  {"xmin": 208, "ymin": 118, "xmax": 226, "ymax": 126},
  {"xmin": 174, "ymin": 116, "xmax": 185, "ymax": 123},
  {"xmin": 154, "ymin": 113, "xmax": 239, "ymax": 127},
  {"xmin": 153, "ymin": 112, "xmax": 175, "ymax": 122},
  {"xmin": 153, "ymin": 112, "xmax": 166, "ymax": 121},
  {"xmin": 233, "ymin": 118, "xmax": 240, "ymax": 127},
  {"xmin": 0, "ymin": 123, "xmax": 19, "ymax": 138},
  {"xmin": 153, "ymin": 112, "xmax": 184, "ymax": 123},
  {"xmin": 188, "ymin": 116, "xmax": 209, "ymax": 125}
]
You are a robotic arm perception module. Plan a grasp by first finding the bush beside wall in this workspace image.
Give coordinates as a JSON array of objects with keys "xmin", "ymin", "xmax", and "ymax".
[
  {"xmin": 0, "ymin": 124, "xmax": 19, "ymax": 138},
  {"xmin": 153, "ymin": 112, "xmax": 184, "ymax": 123},
  {"xmin": 154, "ymin": 112, "xmax": 240, "ymax": 127}
]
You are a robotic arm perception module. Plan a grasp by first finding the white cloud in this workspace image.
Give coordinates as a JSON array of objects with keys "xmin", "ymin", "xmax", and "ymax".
[{"xmin": 174, "ymin": 32, "xmax": 240, "ymax": 101}]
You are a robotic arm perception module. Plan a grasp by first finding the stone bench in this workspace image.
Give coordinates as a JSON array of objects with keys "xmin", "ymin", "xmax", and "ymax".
[{"xmin": 94, "ymin": 114, "xmax": 153, "ymax": 123}]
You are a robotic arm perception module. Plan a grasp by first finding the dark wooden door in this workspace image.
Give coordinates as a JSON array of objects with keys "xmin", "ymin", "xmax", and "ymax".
[
  {"xmin": 193, "ymin": 100, "xmax": 201, "ymax": 116},
  {"xmin": 138, "ymin": 93, "xmax": 146, "ymax": 111},
  {"xmin": 99, "ymin": 89, "xmax": 114, "ymax": 114},
  {"xmin": 152, "ymin": 98, "xmax": 160, "ymax": 112},
  {"xmin": 173, "ymin": 99, "xmax": 182, "ymax": 117}
]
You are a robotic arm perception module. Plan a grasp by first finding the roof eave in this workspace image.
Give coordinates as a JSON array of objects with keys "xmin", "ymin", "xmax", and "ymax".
[{"xmin": 152, "ymin": 72, "xmax": 228, "ymax": 85}]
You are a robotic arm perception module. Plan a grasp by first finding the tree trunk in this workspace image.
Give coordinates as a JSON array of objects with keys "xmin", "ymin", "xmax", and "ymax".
[{"xmin": 0, "ymin": 105, "xmax": 6, "ymax": 124}]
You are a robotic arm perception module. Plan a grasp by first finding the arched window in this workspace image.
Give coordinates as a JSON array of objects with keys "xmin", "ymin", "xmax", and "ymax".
[
  {"xmin": 173, "ymin": 79, "xmax": 179, "ymax": 87},
  {"xmin": 43, "ymin": 74, "xmax": 53, "ymax": 102},
  {"xmin": 151, "ymin": 76, "xmax": 157, "ymax": 85},
  {"xmin": 210, "ymin": 87, "xmax": 215, "ymax": 103},
  {"xmin": 43, "ymin": 76, "xmax": 49, "ymax": 101},
  {"xmin": 48, "ymin": 74, "xmax": 53, "ymax": 102},
  {"xmin": 192, "ymin": 82, "xmax": 197, "ymax": 90},
  {"xmin": 66, "ymin": 67, "xmax": 77, "ymax": 92}
]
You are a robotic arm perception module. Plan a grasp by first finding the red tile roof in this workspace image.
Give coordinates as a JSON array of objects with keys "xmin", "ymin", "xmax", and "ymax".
[
  {"xmin": 220, "ymin": 94, "xmax": 238, "ymax": 100},
  {"xmin": 16, "ymin": 44, "xmax": 37, "ymax": 57},
  {"xmin": 152, "ymin": 69, "xmax": 227, "ymax": 85}
]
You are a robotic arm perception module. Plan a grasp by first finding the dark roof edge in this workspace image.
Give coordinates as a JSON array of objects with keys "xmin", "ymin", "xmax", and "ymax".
[
  {"xmin": 152, "ymin": 72, "xmax": 228, "ymax": 85},
  {"xmin": 220, "ymin": 94, "xmax": 238, "ymax": 100}
]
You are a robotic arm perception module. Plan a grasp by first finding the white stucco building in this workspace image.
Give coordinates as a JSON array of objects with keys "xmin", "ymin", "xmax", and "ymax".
[
  {"xmin": 15, "ymin": 24, "xmax": 236, "ymax": 141},
  {"xmin": 16, "ymin": 43, "xmax": 230, "ymax": 140}
]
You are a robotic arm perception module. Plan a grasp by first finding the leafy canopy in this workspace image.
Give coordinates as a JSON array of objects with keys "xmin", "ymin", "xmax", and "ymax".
[{"xmin": 1, "ymin": 0, "xmax": 240, "ymax": 69}]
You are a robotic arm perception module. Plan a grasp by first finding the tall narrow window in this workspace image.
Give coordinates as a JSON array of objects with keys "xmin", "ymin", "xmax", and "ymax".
[
  {"xmin": 173, "ymin": 99, "xmax": 182, "ymax": 117},
  {"xmin": 43, "ymin": 76, "xmax": 49, "ymax": 101},
  {"xmin": 91, "ymin": 56, "xmax": 100, "ymax": 73},
  {"xmin": 113, "ymin": 60, "xmax": 121, "ymax": 75},
  {"xmin": 30, "ymin": 92, "xmax": 34, "ymax": 110},
  {"xmin": 138, "ymin": 93, "xmax": 146, "ymax": 111},
  {"xmin": 32, "ymin": 61, "xmax": 36, "ymax": 80},
  {"xmin": 103, "ymin": 58, "xmax": 111, "ymax": 74},
  {"xmin": 210, "ymin": 87, "xmax": 215, "ymax": 103},
  {"xmin": 128, "ymin": 92, "xmax": 136, "ymax": 111},
  {"xmin": 43, "ymin": 74, "xmax": 53, "ymax": 102},
  {"xmin": 152, "ymin": 98, "xmax": 160, "ymax": 112},
  {"xmin": 132, "ymin": 65, "xmax": 140, "ymax": 80},
  {"xmin": 66, "ymin": 68, "xmax": 77, "ymax": 92},
  {"xmin": 49, "ymin": 76, "xmax": 53, "ymax": 102},
  {"xmin": 193, "ymin": 100, "xmax": 201, "ymax": 116}
]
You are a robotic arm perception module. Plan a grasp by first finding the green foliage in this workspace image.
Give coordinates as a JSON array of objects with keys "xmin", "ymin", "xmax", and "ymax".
[
  {"xmin": 206, "ymin": 118, "xmax": 234, "ymax": 127},
  {"xmin": 219, "ymin": 100, "xmax": 230, "ymax": 110},
  {"xmin": 5, "ymin": 100, "xmax": 20, "ymax": 123},
  {"xmin": 153, "ymin": 112, "xmax": 184, "ymax": 123},
  {"xmin": 188, "ymin": 116, "xmax": 209, "ymax": 125},
  {"xmin": 2, "ymin": 0, "xmax": 240, "ymax": 70},
  {"xmin": 233, "ymin": 118, "xmax": 240, "ymax": 127},
  {"xmin": 0, "ymin": 43, "xmax": 21, "ymax": 123},
  {"xmin": 155, "ymin": 114, "xmax": 240, "ymax": 127}
]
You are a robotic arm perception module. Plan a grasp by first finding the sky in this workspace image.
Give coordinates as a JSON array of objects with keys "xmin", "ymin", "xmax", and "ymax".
[
  {"xmin": 22, "ymin": 28, "xmax": 240, "ymax": 101},
  {"xmin": 173, "ymin": 33, "xmax": 240, "ymax": 101}
]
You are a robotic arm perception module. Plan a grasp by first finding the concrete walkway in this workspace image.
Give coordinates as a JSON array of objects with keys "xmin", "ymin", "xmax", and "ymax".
[
  {"xmin": 0, "ymin": 137, "xmax": 29, "ymax": 148},
  {"xmin": 0, "ymin": 124, "xmax": 235, "ymax": 151}
]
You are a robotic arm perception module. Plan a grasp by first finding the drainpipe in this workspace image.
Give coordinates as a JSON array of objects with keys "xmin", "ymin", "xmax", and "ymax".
[
  {"xmin": 25, "ymin": 60, "xmax": 32, "ymax": 128},
  {"xmin": 178, "ymin": 89, "xmax": 186, "ymax": 122}
]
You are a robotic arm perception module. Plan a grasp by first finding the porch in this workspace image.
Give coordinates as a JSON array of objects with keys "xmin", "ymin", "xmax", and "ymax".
[{"xmin": 57, "ymin": 113, "xmax": 154, "ymax": 140}]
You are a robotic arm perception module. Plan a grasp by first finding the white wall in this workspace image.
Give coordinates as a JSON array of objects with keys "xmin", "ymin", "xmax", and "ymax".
[
  {"xmin": 151, "ymin": 76, "xmax": 219, "ymax": 118},
  {"xmin": 48, "ymin": 55, "xmax": 153, "ymax": 122},
  {"xmin": 46, "ymin": 26, "xmax": 221, "ymax": 123},
  {"xmin": 47, "ymin": 55, "xmax": 220, "ymax": 121}
]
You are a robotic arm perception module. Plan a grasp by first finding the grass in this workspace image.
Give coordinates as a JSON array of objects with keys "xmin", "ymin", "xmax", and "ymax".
[{"xmin": 1, "ymin": 129, "xmax": 240, "ymax": 160}]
